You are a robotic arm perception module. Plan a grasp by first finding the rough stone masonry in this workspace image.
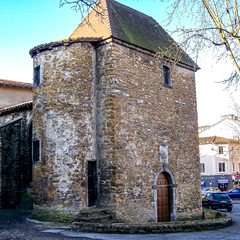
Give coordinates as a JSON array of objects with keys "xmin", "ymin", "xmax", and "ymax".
[{"xmin": 29, "ymin": 0, "xmax": 201, "ymax": 223}]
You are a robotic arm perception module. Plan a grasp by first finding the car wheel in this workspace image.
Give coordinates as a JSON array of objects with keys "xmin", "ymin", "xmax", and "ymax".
[
  {"xmin": 208, "ymin": 204, "xmax": 212, "ymax": 210},
  {"xmin": 227, "ymin": 208, "xmax": 232, "ymax": 212}
]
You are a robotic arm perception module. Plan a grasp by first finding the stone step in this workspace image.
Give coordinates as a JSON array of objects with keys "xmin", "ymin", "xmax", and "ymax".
[
  {"xmin": 80, "ymin": 209, "xmax": 110, "ymax": 218},
  {"xmin": 75, "ymin": 214, "xmax": 112, "ymax": 223}
]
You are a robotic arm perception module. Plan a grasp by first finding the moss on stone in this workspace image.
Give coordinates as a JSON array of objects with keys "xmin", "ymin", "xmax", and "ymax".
[{"xmin": 31, "ymin": 209, "xmax": 76, "ymax": 223}]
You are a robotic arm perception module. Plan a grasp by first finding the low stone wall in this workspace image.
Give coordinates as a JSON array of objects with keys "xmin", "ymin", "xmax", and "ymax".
[{"xmin": 72, "ymin": 217, "xmax": 232, "ymax": 234}]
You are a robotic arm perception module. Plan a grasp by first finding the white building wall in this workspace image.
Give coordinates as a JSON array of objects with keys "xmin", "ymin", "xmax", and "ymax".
[
  {"xmin": 199, "ymin": 118, "xmax": 240, "ymax": 140},
  {"xmin": 200, "ymin": 144, "xmax": 231, "ymax": 176}
]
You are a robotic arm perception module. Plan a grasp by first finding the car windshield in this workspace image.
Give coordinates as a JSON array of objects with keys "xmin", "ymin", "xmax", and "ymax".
[
  {"xmin": 231, "ymin": 189, "xmax": 240, "ymax": 193},
  {"xmin": 213, "ymin": 193, "xmax": 229, "ymax": 199}
]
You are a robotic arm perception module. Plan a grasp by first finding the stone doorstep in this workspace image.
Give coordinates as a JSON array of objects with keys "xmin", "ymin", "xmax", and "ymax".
[
  {"xmin": 71, "ymin": 217, "xmax": 232, "ymax": 234},
  {"xmin": 76, "ymin": 214, "xmax": 112, "ymax": 223},
  {"xmin": 75, "ymin": 207, "xmax": 117, "ymax": 223},
  {"xmin": 79, "ymin": 208, "xmax": 111, "ymax": 218}
]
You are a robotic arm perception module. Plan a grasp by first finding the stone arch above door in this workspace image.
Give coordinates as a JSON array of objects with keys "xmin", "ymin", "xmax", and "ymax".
[{"xmin": 152, "ymin": 166, "xmax": 177, "ymax": 222}]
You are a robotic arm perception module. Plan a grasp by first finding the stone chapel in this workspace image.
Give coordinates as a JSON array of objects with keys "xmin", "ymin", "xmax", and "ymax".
[{"xmin": 29, "ymin": 0, "xmax": 201, "ymax": 223}]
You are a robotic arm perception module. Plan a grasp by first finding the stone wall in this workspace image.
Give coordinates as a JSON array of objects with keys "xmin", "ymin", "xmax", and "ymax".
[
  {"xmin": 0, "ymin": 108, "xmax": 32, "ymax": 208},
  {"xmin": 96, "ymin": 40, "xmax": 201, "ymax": 222},
  {"xmin": 32, "ymin": 42, "xmax": 96, "ymax": 213},
  {"xmin": 31, "ymin": 39, "xmax": 201, "ymax": 223}
]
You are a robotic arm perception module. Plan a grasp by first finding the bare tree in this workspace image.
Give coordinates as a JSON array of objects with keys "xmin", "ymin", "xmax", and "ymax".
[
  {"xmin": 166, "ymin": 0, "xmax": 240, "ymax": 88},
  {"xmin": 60, "ymin": 0, "xmax": 240, "ymax": 87},
  {"xmin": 59, "ymin": 0, "xmax": 104, "ymax": 27}
]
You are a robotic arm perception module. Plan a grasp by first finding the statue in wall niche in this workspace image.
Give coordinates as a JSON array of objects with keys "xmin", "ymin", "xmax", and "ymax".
[{"xmin": 160, "ymin": 145, "xmax": 168, "ymax": 164}]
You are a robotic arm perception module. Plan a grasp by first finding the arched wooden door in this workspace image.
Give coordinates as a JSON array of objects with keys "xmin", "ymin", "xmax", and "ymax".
[{"xmin": 157, "ymin": 173, "xmax": 170, "ymax": 222}]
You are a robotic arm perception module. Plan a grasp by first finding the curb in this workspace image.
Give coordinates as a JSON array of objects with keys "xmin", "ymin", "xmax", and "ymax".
[{"xmin": 72, "ymin": 217, "xmax": 232, "ymax": 234}]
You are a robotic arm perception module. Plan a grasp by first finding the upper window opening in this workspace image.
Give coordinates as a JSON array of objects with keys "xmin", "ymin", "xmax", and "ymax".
[
  {"xmin": 218, "ymin": 146, "xmax": 223, "ymax": 154},
  {"xmin": 218, "ymin": 162, "xmax": 225, "ymax": 172},
  {"xmin": 162, "ymin": 66, "xmax": 171, "ymax": 87},
  {"xmin": 34, "ymin": 65, "xmax": 40, "ymax": 87}
]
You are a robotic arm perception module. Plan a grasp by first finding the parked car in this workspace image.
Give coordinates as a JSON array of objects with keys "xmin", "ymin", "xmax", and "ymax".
[
  {"xmin": 202, "ymin": 187, "xmax": 221, "ymax": 196},
  {"xmin": 202, "ymin": 192, "xmax": 233, "ymax": 212},
  {"xmin": 225, "ymin": 187, "xmax": 234, "ymax": 192},
  {"xmin": 226, "ymin": 188, "xmax": 240, "ymax": 199}
]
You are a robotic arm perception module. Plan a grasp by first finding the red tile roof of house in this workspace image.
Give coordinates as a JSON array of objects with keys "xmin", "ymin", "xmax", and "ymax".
[
  {"xmin": 0, "ymin": 79, "xmax": 33, "ymax": 88},
  {"xmin": 199, "ymin": 136, "xmax": 240, "ymax": 145}
]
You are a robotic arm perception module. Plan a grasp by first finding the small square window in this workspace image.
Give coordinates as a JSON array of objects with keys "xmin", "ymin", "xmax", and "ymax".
[
  {"xmin": 33, "ymin": 140, "xmax": 40, "ymax": 162},
  {"xmin": 162, "ymin": 66, "xmax": 171, "ymax": 87},
  {"xmin": 34, "ymin": 65, "xmax": 40, "ymax": 87}
]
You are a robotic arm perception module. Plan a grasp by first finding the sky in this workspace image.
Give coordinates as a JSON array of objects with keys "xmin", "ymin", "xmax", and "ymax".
[{"xmin": 0, "ymin": 0, "xmax": 239, "ymax": 127}]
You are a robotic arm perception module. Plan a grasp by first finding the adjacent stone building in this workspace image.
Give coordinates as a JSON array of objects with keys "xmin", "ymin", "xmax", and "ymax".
[
  {"xmin": 0, "ymin": 101, "xmax": 33, "ymax": 208},
  {"xmin": 29, "ymin": 0, "xmax": 201, "ymax": 222}
]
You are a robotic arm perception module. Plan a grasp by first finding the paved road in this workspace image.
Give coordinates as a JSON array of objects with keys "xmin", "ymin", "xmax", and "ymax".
[{"xmin": 1, "ymin": 202, "xmax": 240, "ymax": 240}]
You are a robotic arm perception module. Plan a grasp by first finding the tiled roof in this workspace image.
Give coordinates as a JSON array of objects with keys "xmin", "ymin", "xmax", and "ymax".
[
  {"xmin": 70, "ymin": 0, "xmax": 199, "ymax": 70},
  {"xmin": 199, "ymin": 136, "xmax": 240, "ymax": 145},
  {"xmin": 30, "ymin": 0, "xmax": 198, "ymax": 70},
  {"xmin": 0, "ymin": 79, "xmax": 33, "ymax": 88},
  {"xmin": 29, "ymin": 37, "xmax": 102, "ymax": 58},
  {"xmin": 0, "ymin": 101, "xmax": 32, "ymax": 116}
]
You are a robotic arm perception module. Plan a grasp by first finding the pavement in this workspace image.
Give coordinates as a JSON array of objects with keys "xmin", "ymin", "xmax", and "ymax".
[
  {"xmin": 1, "ymin": 202, "xmax": 240, "ymax": 240},
  {"xmin": 36, "ymin": 211, "xmax": 240, "ymax": 240}
]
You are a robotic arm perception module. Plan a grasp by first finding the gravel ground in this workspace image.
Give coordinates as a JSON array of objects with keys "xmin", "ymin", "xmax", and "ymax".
[{"xmin": 0, "ymin": 209, "xmax": 89, "ymax": 240}]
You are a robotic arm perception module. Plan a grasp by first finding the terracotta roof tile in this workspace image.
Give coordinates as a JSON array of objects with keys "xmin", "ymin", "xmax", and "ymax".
[
  {"xmin": 0, "ymin": 79, "xmax": 33, "ymax": 88},
  {"xmin": 199, "ymin": 136, "xmax": 240, "ymax": 145},
  {"xmin": 29, "ymin": 37, "xmax": 102, "ymax": 58},
  {"xmin": 0, "ymin": 101, "xmax": 32, "ymax": 115}
]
